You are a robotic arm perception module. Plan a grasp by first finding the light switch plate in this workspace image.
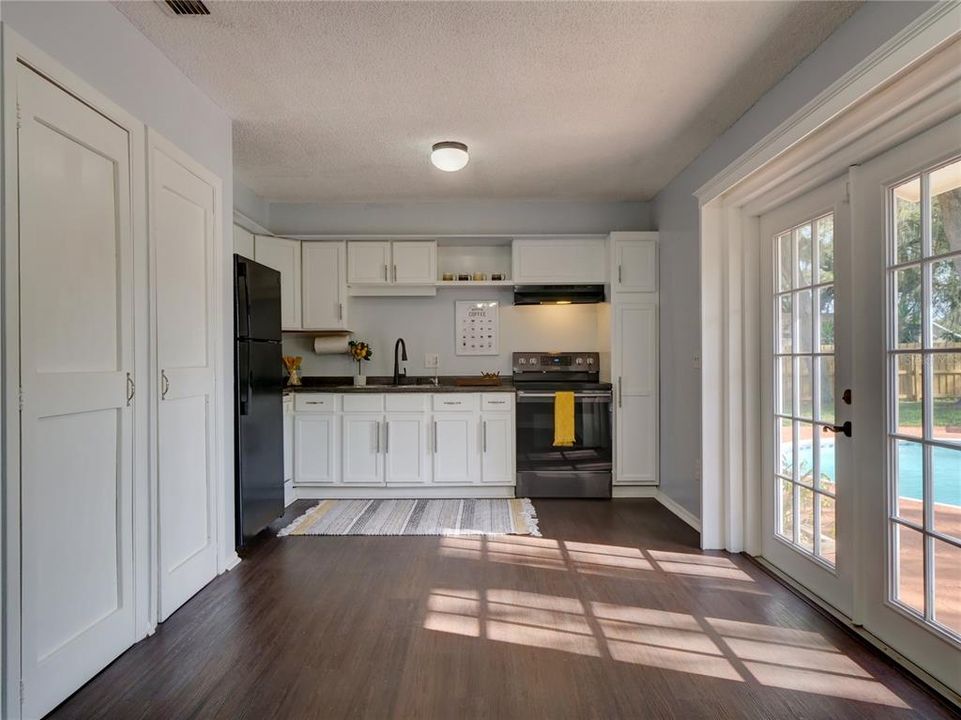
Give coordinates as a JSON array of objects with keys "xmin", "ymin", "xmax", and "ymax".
[{"xmin": 424, "ymin": 353, "xmax": 439, "ymax": 369}]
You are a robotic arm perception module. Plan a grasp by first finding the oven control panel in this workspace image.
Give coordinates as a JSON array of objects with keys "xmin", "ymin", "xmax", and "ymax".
[{"xmin": 513, "ymin": 352, "xmax": 599, "ymax": 373}]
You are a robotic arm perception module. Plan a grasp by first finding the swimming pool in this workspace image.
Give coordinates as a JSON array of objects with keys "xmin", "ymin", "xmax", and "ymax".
[{"xmin": 792, "ymin": 440, "xmax": 961, "ymax": 507}]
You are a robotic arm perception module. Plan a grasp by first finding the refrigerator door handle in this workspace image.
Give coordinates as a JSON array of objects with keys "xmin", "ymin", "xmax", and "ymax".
[
  {"xmin": 238, "ymin": 345, "xmax": 250, "ymax": 416},
  {"xmin": 236, "ymin": 261, "xmax": 251, "ymax": 339}
]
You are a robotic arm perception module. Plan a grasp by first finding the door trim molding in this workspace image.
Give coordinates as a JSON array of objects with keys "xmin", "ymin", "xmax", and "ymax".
[
  {"xmin": 1, "ymin": 27, "xmax": 150, "ymax": 719},
  {"xmin": 697, "ymin": 6, "xmax": 961, "ymax": 552}
]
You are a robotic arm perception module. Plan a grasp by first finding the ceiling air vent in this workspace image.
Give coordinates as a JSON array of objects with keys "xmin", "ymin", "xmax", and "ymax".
[{"xmin": 164, "ymin": 0, "xmax": 210, "ymax": 16}]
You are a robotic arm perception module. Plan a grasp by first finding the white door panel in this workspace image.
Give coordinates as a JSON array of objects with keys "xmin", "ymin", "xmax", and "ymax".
[
  {"xmin": 481, "ymin": 414, "xmax": 514, "ymax": 484},
  {"xmin": 433, "ymin": 414, "xmax": 477, "ymax": 484},
  {"xmin": 151, "ymin": 137, "xmax": 219, "ymax": 622},
  {"xmin": 348, "ymin": 242, "xmax": 391, "ymax": 284},
  {"xmin": 294, "ymin": 414, "xmax": 338, "ymax": 485},
  {"xmin": 302, "ymin": 242, "xmax": 347, "ymax": 329},
  {"xmin": 615, "ymin": 396, "xmax": 657, "ymax": 485},
  {"xmin": 392, "ymin": 241, "xmax": 436, "ymax": 284},
  {"xmin": 17, "ymin": 64, "xmax": 137, "ymax": 719},
  {"xmin": 343, "ymin": 415, "xmax": 384, "ymax": 484},
  {"xmin": 386, "ymin": 415, "xmax": 429, "ymax": 484}
]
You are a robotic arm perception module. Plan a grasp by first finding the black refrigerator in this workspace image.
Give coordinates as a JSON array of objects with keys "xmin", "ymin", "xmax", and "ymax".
[{"xmin": 234, "ymin": 254, "xmax": 284, "ymax": 546}]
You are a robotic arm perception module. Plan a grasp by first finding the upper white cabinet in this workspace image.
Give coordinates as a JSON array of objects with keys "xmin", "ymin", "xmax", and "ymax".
[
  {"xmin": 611, "ymin": 232, "xmax": 657, "ymax": 293},
  {"xmin": 347, "ymin": 241, "xmax": 391, "ymax": 284},
  {"xmin": 392, "ymin": 241, "xmax": 437, "ymax": 284},
  {"xmin": 512, "ymin": 238, "xmax": 607, "ymax": 284},
  {"xmin": 233, "ymin": 224, "xmax": 255, "ymax": 260},
  {"xmin": 302, "ymin": 241, "xmax": 348, "ymax": 331},
  {"xmin": 255, "ymin": 235, "xmax": 302, "ymax": 330},
  {"xmin": 347, "ymin": 240, "xmax": 437, "ymax": 287}
]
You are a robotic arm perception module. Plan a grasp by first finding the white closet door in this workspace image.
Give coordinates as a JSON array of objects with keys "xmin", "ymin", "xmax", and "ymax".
[
  {"xmin": 17, "ymin": 64, "xmax": 137, "ymax": 719},
  {"xmin": 150, "ymin": 134, "xmax": 220, "ymax": 621}
]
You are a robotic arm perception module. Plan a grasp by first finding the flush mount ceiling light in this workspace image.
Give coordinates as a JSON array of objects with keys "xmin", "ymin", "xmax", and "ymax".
[{"xmin": 431, "ymin": 141, "xmax": 469, "ymax": 172}]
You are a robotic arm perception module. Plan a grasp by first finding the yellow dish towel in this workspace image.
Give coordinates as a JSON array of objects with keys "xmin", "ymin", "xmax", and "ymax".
[{"xmin": 553, "ymin": 391, "xmax": 575, "ymax": 447}]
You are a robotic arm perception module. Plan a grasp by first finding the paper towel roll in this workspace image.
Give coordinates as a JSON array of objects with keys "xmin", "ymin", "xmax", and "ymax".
[{"xmin": 313, "ymin": 336, "xmax": 351, "ymax": 355}]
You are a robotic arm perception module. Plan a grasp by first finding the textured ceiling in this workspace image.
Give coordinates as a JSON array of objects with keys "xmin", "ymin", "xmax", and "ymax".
[{"xmin": 116, "ymin": 1, "xmax": 859, "ymax": 203}]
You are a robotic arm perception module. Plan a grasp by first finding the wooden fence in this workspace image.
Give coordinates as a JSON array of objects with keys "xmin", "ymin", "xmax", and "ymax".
[{"xmin": 897, "ymin": 352, "xmax": 961, "ymax": 401}]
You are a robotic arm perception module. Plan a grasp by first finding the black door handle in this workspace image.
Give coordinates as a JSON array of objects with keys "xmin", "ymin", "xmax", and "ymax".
[{"xmin": 823, "ymin": 421, "xmax": 852, "ymax": 438}]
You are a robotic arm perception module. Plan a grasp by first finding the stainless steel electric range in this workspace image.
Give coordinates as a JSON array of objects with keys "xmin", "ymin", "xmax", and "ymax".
[{"xmin": 513, "ymin": 351, "xmax": 613, "ymax": 499}]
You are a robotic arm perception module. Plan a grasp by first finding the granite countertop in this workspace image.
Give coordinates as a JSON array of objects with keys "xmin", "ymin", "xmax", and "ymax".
[{"xmin": 284, "ymin": 376, "xmax": 515, "ymax": 394}]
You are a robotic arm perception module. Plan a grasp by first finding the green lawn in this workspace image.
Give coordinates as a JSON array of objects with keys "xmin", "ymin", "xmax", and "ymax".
[{"xmin": 898, "ymin": 400, "xmax": 961, "ymax": 427}]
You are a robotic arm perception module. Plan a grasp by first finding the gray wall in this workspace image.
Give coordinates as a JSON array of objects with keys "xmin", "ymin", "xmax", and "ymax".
[
  {"xmin": 269, "ymin": 199, "xmax": 651, "ymax": 236},
  {"xmin": 235, "ymin": 179, "xmax": 271, "ymax": 230},
  {"xmin": 3, "ymin": 1, "xmax": 236, "ymax": 545},
  {"xmin": 652, "ymin": 1, "xmax": 936, "ymax": 518}
]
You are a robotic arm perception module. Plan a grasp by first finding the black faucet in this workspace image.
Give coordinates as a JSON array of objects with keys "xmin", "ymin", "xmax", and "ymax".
[{"xmin": 393, "ymin": 338, "xmax": 408, "ymax": 385}]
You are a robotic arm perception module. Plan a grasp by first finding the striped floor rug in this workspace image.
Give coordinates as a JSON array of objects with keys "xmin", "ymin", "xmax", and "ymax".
[{"xmin": 278, "ymin": 498, "xmax": 540, "ymax": 537}]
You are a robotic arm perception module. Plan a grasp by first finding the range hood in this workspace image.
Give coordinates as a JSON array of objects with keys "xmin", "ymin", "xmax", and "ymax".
[{"xmin": 513, "ymin": 284, "xmax": 606, "ymax": 305}]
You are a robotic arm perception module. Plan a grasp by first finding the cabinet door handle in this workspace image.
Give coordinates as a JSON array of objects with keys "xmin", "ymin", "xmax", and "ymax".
[
  {"xmin": 161, "ymin": 369, "xmax": 170, "ymax": 400},
  {"xmin": 375, "ymin": 422, "xmax": 381, "ymax": 453},
  {"xmin": 338, "ymin": 302, "xmax": 343, "ymax": 320},
  {"xmin": 385, "ymin": 421, "xmax": 390, "ymax": 453},
  {"xmin": 433, "ymin": 421, "xmax": 438, "ymax": 454},
  {"xmin": 483, "ymin": 420, "xmax": 487, "ymax": 453},
  {"xmin": 618, "ymin": 264, "xmax": 623, "ymax": 284},
  {"xmin": 393, "ymin": 264, "xmax": 398, "ymax": 282},
  {"xmin": 126, "ymin": 373, "xmax": 135, "ymax": 406},
  {"xmin": 384, "ymin": 264, "xmax": 389, "ymax": 282},
  {"xmin": 617, "ymin": 377, "xmax": 623, "ymax": 408}
]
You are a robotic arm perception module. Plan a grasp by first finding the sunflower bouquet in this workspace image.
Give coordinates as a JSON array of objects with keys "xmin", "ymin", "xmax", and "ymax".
[{"xmin": 348, "ymin": 340, "xmax": 373, "ymax": 384}]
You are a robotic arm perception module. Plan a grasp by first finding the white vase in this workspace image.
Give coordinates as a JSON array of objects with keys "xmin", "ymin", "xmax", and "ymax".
[{"xmin": 353, "ymin": 374, "xmax": 366, "ymax": 387}]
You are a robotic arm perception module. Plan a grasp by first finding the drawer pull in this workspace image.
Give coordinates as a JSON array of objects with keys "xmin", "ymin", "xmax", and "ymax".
[{"xmin": 443, "ymin": 401, "xmax": 460, "ymax": 405}]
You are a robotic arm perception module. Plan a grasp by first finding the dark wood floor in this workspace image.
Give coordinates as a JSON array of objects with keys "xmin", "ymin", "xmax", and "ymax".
[{"xmin": 49, "ymin": 500, "xmax": 957, "ymax": 720}]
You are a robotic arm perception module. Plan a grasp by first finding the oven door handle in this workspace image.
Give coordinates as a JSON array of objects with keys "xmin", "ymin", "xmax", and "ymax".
[{"xmin": 516, "ymin": 391, "xmax": 613, "ymax": 399}]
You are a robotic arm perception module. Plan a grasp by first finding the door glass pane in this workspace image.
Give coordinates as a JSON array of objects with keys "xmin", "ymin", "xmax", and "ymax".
[
  {"xmin": 895, "ymin": 440, "xmax": 925, "ymax": 522},
  {"xmin": 779, "ymin": 418, "xmax": 794, "ymax": 477},
  {"xmin": 796, "ymin": 224, "xmax": 813, "ymax": 286},
  {"xmin": 933, "ymin": 538, "xmax": 961, "ymax": 635},
  {"xmin": 819, "ymin": 494, "xmax": 837, "ymax": 566},
  {"xmin": 895, "ymin": 354, "xmax": 923, "ymax": 437},
  {"xmin": 778, "ymin": 478, "xmax": 794, "ymax": 540},
  {"xmin": 796, "ymin": 289, "xmax": 813, "ymax": 353},
  {"xmin": 931, "ymin": 258, "xmax": 961, "ymax": 349},
  {"xmin": 896, "ymin": 265, "xmax": 922, "ymax": 348},
  {"xmin": 894, "ymin": 177, "xmax": 921, "ymax": 263},
  {"xmin": 932, "ymin": 447, "xmax": 961, "ymax": 539},
  {"xmin": 895, "ymin": 524, "xmax": 925, "ymax": 615},
  {"xmin": 778, "ymin": 233, "xmax": 793, "ymax": 291},
  {"xmin": 930, "ymin": 159, "xmax": 961, "ymax": 257},
  {"xmin": 779, "ymin": 357, "xmax": 793, "ymax": 415},
  {"xmin": 817, "ymin": 215, "xmax": 834, "ymax": 282},
  {"xmin": 932, "ymin": 352, "xmax": 961, "ymax": 444},
  {"xmin": 798, "ymin": 357, "xmax": 813, "ymax": 420},
  {"xmin": 819, "ymin": 431, "xmax": 836, "ymax": 493},
  {"xmin": 798, "ymin": 486, "xmax": 815, "ymax": 552},
  {"xmin": 817, "ymin": 356, "xmax": 835, "ymax": 423},
  {"xmin": 778, "ymin": 295, "xmax": 793, "ymax": 353},
  {"xmin": 818, "ymin": 286, "xmax": 835, "ymax": 353},
  {"xmin": 797, "ymin": 422, "xmax": 814, "ymax": 486}
]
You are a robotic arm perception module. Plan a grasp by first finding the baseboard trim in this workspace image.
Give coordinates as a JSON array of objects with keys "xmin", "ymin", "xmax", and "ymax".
[
  {"xmin": 295, "ymin": 485, "xmax": 516, "ymax": 500},
  {"xmin": 655, "ymin": 490, "xmax": 702, "ymax": 532},
  {"xmin": 751, "ymin": 556, "xmax": 961, "ymax": 712},
  {"xmin": 223, "ymin": 552, "xmax": 242, "ymax": 572},
  {"xmin": 612, "ymin": 485, "xmax": 658, "ymax": 498}
]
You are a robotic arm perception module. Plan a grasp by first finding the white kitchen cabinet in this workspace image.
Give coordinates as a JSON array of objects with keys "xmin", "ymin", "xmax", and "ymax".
[
  {"xmin": 432, "ymin": 414, "xmax": 478, "ymax": 484},
  {"xmin": 512, "ymin": 238, "xmax": 607, "ymax": 284},
  {"xmin": 233, "ymin": 224, "xmax": 255, "ymax": 260},
  {"xmin": 392, "ymin": 241, "xmax": 436, "ymax": 284},
  {"xmin": 348, "ymin": 240, "xmax": 437, "ymax": 288},
  {"xmin": 255, "ymin": 235, "xmax": 302, "ymax": 330},
  {"xmin": 613, "ymin": 301, "xmax": 658, "ymax": 485},
  {"xmin": 342, "ymin": 414, "xmax": 385, "ymax": 485},
  {"xmin": 347, "ymin": 241, "xmax": 391, "ymax": 284},
  {"xmin": 481, "ymin": 412, "xmax": 514, "ymax": 484},
  {"xmin": 385, "ymin": 414, "xmax": 430, "ymax": 485},
  {"xmin": 611, "ymin": 232, "xmax": 657, "ymax": 293},
  {"xmin": 284, "ymin": 396, "xmax": 295, "ymax": 504},
  {"xmin": 302, "ymin": 241, "xmax": 348, "ymax": 330},
  {"xmin": 294, "ymin": 414, "xmax": 338, "ymax": 485}
]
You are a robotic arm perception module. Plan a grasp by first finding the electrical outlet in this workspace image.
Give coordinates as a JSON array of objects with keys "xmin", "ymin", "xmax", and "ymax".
[{"xmin": 424, "ymin": 353, "xmax": 439, "ymax": 369}]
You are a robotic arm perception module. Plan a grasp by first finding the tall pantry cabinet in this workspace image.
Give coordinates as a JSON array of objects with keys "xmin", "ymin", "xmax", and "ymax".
[{"xmin": 610, "ymin": 232, "xmax": 659, "ymax": 486}]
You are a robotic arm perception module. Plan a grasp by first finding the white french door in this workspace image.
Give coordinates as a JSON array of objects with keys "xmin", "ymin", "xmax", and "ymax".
[
  {"xmin": 760, "ymin": 177, "xmax": 854, "ymax": 616},
  {"xmin": 852, "ymin": 116, "xmax": 961, "ymax": 692},
  {"xmin": 149, "ymin": 132, "xmax": 220, "ymax": 621},
  {"xmin": 17, "ymin": 63, "xmax": 137, "ymax": 718}
]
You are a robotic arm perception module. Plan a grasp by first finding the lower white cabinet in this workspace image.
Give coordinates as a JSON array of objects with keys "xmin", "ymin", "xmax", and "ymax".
[
  {"xmin": 385, "ymin": 414, "xmax": 430, "ymax": 485},
  {"xmin": 291, "ymin": 392, "xmax": 515, "ymax": 490},
  {"xmin": 342, "ymin": 414, "xmax": 384, "ymax": 485},
  {"xmin": 294, "ymin": 413, "xmax": 338, "ymax": 485},
  {"xmin": 481, "ymin": 413, "xmax": 514, "ymax": 484},
  {"xmin": 432, "ymin": 414, "xmax": 478, "ymax": 484}
]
